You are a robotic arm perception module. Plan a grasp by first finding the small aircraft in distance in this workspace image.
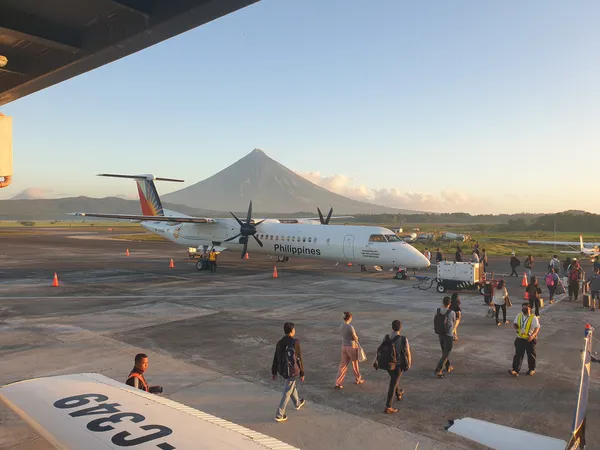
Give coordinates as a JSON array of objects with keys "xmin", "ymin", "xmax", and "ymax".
[
  {"xmin": 71, "ymin": 174, "xmax": 431, "ymax": 271},
  {"xmin": 527, "ymin": 235, "xmax": 600, "ymax": 261}
]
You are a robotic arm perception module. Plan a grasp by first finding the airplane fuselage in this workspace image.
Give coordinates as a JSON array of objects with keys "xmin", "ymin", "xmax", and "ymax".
[{"xmin": 141, "ymin": 219, "xmax": 430, "ymax": 268}]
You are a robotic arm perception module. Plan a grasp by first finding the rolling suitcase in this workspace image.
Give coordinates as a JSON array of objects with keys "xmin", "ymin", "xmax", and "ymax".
[{"xmin": 583, "ymin": 294, "xmax": 591, "ymax": 308}]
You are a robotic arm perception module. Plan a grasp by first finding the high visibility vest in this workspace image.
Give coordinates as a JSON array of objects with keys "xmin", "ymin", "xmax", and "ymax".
[
  {"xmin": 127, "ymin": 372, "xmax": 149, "ymax": 391},
  {"xmin": 516, "ymin": 312, "xmax": 535, "ymax": 339},
  {"xmin": 209, "ymin": 252, "xmax": 217, "ymax": 262}
]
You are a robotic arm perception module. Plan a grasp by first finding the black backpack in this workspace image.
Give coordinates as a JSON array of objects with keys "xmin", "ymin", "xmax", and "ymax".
[
  {"xmin": 434, "ymin": 308, "xmax": 451, "ymax": 336},
  {"xmin": 279, "ymin": 339, "xmax": 301, "ymax": 379},
  {"xmin": 375, "ymin": 335, "xmax": 401, "ymax": 370}
]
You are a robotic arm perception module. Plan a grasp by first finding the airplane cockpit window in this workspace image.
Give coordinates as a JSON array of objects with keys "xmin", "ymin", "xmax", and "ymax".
[
  {"xmin": 385, "ymin": 234, "xmax": 402, "ymax": 242},
  {"xmin": 369, "ymin": 234, "xmax": 386, "ymax": 242}
]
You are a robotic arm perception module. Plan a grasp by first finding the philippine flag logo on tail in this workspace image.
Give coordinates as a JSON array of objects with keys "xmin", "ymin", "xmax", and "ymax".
[{"xmin": 135, "ymin": 179, "xmax": 164, "ymax": 216}]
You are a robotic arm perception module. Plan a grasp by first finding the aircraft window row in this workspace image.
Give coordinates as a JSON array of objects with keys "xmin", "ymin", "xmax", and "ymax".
[{"xmin": 258, "ymin": 234, "xmax": 318, "ymax": 244}]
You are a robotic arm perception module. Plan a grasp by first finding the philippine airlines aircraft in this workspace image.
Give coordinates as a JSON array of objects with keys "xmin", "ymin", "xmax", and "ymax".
[
  {"xmin": 528, "ymin": 235, "xmax": 600, "ymax": 261},
  {"xmin": 72, "ymin": 174, "xmax": 430, "ymax": 269}
]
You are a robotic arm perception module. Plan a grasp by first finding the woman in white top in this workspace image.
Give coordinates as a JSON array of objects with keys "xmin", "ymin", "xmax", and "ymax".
[
  {"xmin": 493, "ymin": 279, "xmax": 510, "ymax": 325},
  {"xmin": 335, "ymin": 312, "xmax": 364, "ymax": 388}
]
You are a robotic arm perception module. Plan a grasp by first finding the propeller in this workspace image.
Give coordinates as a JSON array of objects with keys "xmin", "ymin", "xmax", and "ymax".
[
  {"xmin": 224, "ymin": 201, "xmax": 265, "ymax": 258},
  {"xmin": 317, "ymin": 207, "xmax": 333, "ymax": 225}
]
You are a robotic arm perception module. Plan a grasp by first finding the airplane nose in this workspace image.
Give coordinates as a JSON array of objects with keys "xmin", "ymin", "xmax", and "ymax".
[{"xmin": 408, "ymin": 245, "xmax": 431, "ymax": 269}]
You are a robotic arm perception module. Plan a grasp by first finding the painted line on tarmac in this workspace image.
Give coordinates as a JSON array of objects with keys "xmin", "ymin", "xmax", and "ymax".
[{"xmin": 0, "ymin": 293, "xmax": 327, "ymax": 300}]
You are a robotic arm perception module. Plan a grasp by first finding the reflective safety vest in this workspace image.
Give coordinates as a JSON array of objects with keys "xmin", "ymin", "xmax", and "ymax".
[
  {"xmin": 516, "ymin": 312, "xmax": 535, "ymax": 339},
  {"xmin": 127, "ymin": 372, "xmax": 149, "ymax": 391},
  {"xmin": 209, "ymin": 252, "xmax": 217, "ymax": 262}
]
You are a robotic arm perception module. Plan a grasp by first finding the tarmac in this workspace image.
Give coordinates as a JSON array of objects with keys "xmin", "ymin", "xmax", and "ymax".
[{"xmin": 1, "ymin": 229, "xmax": 600, "ymax": 449}]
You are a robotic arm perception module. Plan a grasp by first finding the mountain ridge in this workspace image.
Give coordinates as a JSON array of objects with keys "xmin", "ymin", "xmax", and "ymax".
[{"xmin": 162, "ymin": 149, "xmax": 417, "ymax": 214}]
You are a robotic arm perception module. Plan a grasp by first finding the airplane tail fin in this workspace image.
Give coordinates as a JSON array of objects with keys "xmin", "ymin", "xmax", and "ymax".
[{"xmin": 98, "ymin": 173, "xmax": 184, "ymax": 217}]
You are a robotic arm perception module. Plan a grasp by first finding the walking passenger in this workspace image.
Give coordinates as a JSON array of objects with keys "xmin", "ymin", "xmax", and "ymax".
[
  {"xmin": 586, "ymin": 268, "xmax": 600, "ymax": 311},
  {"xmin": 545, "ymin": 268, "xmax": 559, "ymax": 304},
  {"xmin": 509, "ymin": 252, "xmax": 520, "ymax": 277},
  {"xmin": 525, "ymin": 276, "xmax": 542, "ymax": 317},
  {"xmin": 373, "ymin": 320, "xmax": 412, "ymax": 414},
  {"xmin": 568, "ymin": 259, "xmax": 583, "ymax": 302},
  {"xmin": 481, "ymin": 248, "xmax": 488, "ymax": 272},
  {"xmin": 509, "ymin": 303, "xmax": 540, "ymax": 377},
  {"xmin": 335, "ymin": 312, "xmax": 364, "ymax": 389},
  {"xmin": 493, "ymin": 280, "xmax": 510, "ymax": 325},
  {"xmin": 524, "ymin": 255, "xmax": 534, "ymax": 278},
  {"xmin": 271, "ymin": 322, "xmax": 306, "ymax": 422},
  {"xmin": 434, "ymin": 296, "xmax": 456, "ymax": 378},
  {"xmin": 450, "ymin": 293, "xmax": 462, "ymax": 341}
]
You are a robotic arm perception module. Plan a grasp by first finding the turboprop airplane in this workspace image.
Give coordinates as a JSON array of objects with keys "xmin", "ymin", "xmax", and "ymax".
[
  {"xmin": 0, "ymin": 372, "xmax": 299, "ymax": 449},
  {"xmin": 528, "ymin": 235, "xmax": 600, "ymax": 261},
  {"xmin": 446, "ymin": 324, "xmax": 594, "ymax": 449},
  {"xmin": 71, "ymin": 174, "xmax": 431, "ymax": 270}
]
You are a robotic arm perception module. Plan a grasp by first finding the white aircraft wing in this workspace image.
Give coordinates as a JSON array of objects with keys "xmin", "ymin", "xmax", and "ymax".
[
  {"xmin": 527, "ymin": 240, "xmax": 581, "ymax": 246},
  {"xmin": 69, "ymin": 212, "xmax": 217, "ymax": 224},
  {"xmin": 0, "ymin": 373, "xmax": 298, "ymax": 450},
  {"xmin": 445, "ymin": 418, "xmax": 567, "ymax": 450}
]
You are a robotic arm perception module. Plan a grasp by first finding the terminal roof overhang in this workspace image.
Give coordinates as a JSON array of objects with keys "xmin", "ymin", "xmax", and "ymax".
[{"xmin": 0, "ymin": 0, "xmax": 259, "ymax": 106}]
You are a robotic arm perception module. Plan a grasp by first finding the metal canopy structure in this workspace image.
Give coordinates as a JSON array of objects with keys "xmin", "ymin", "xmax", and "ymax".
[{"xmin": 0, "ymin": 0, "xmax": 259, "ymax": 106}]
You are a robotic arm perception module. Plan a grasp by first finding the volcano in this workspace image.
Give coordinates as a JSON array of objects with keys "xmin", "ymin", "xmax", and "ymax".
[{"xmin": 162, "ymin": 149, "xmax": 412, "ymax": 214}]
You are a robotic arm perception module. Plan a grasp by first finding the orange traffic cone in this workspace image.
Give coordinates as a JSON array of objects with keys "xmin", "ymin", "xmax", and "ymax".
[
  {"xmin": 347, "ymin": 262, "xmax": 353, "ymax": 267},
  {"xmin": 273, "ymin": 265, "xmax": 278, "ymax": 278},
  {"xmin": 245, "ymin": 253, "xmax": 249, "ymax": 260},
  {"xmin": 169, "ymin": 258, "xmax": 175, "ymax": 268},
  {"xmin": 524, "ymin": 290, "xmax": 529, "ymax": 300},
  {"xmin": 521, "ymin": 273, "xmax": 528, "ymax": 287},
  {"xmin": 126, "ymin": 248, "xmax": 130, "ymax": 256},
  {"xmin": 52, "ymin": 272, "xmax": 59, "ymax": 287}
]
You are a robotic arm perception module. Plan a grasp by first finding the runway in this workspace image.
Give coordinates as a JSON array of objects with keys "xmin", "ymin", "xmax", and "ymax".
[{"xmin": 1, "ymin": 229, "xmax": 599, "ymax": 449}]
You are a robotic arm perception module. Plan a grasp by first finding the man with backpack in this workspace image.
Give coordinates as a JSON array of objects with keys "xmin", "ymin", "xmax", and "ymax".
[
  {"xmin": 271, "ymin": 322, "xmax": 306, "ymax": 422},
  {"xmin": 373, "ymin": 319, "xmax": 412, "ymax": 414},
  {"xmin": 545, "ymin": 268, "xmax": 560, "ymax": 304},
  {"xmin": 434, "ymin": 296, "xmax": 457, "ymax": 378}
]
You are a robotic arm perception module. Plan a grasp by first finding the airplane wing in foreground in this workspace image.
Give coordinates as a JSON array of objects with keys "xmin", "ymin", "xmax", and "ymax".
[
  {"xmin": 69, "ymin": 212, "xmax": 216, "ymax": 224},
  {"xmin": 445, "ymin": 418, "xmax": 567, "ymax": 450},
  {"xmin": 446, "ymin": 324, "xmax": 593, "ymax": 450},
  {"xmin": 0, "ymin": 372, "xmax": 298, "ymax": 450}
]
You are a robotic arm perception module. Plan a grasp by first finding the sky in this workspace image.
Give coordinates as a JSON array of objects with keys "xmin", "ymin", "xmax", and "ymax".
[{"xmin": 1, "ymin": 0, "xmax": 599, "ymax": 214}]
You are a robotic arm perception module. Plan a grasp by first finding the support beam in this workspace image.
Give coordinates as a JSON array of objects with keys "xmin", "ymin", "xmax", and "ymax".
[
  {"xmin": 109, "ymin": 0, "xmax": 154, "ymax": 19},
  {"xmin": 0, "ymin": 67, "xmax": 26, "ymax": 77},
  {"xmin": 0, "ymin": 6, "xmax": 82, "ymax": 54}
]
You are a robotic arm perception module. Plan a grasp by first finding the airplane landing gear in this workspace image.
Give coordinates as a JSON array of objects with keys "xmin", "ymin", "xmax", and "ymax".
[{"xmin": 277, "ymin": 256, "xmax": 289, "ymax": 262}]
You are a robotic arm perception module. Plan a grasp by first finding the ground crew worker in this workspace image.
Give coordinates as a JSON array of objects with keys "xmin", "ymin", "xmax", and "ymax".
[
  {"xmin": 209, "ymin": 249, "xmax": 218, "ymax": 272},
  {"xmin": 509, "ymin": 303, "xmax": 540, "ymax": 377},
  {"xmin": 126, "ymin": 353, "xmax": 163, "ymax": 393}
]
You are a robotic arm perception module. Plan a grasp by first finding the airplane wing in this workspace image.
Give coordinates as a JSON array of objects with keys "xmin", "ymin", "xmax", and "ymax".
[
  {"xmin": 445, "ymin": 418, "xmax": 567, "ymax": 450},
  {"xmin": 0, "ymin": 372, "xmax": 298, "ymax": 450},
  {"xmin": 446, "ymin": 324, "xmax": 594, "ymax": 450},
  {"xmin": 69, "ymin": 212, "xmax": 216, "ymax": 224},
  {"xmin": 527, "ymin": 240, "xmax": 581, "ymax": 246}
]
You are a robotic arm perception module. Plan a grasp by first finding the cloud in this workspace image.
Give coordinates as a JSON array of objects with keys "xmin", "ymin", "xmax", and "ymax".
[{"xmin": 296, "ymin": 171, "xmax": 486, "ymax": 213}]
